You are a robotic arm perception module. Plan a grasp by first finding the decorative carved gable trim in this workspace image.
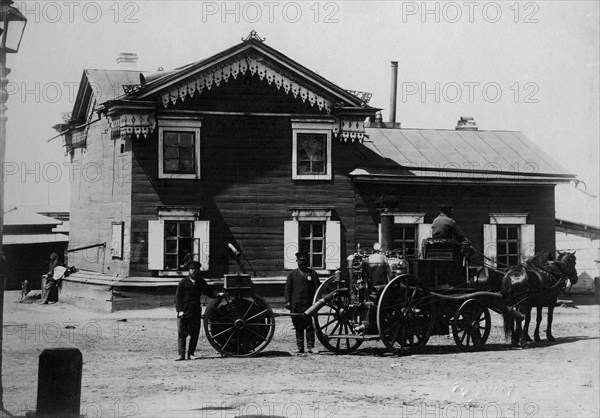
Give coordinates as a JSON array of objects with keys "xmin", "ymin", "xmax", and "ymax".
[
  {"xmin": 106, "ymin": 104, "xmax": 156, "ymax": 139},
  {"xmin": 160, "ymin": 54, "xmax": 333, "ymax": 114},
  {"xmin": 333, "ymin": 117, "xmax": 366, "ymax": 143}
]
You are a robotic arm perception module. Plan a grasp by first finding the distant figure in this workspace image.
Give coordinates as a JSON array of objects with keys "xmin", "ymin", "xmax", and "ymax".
[
  {"xmin": 174, "ymin": 261, "xmax": 215, "ymax": 361},
  {"xmin": 285, "ymin": 252, "xmax": 321, "ymax": 354},
  {"xmin": 431, "ymin": 204, "xmax": 469, "ymax": 244},
  {"xmin": 21, "ymin": 280, "xmax": 31, "ymax": 300},
  {"xmin": 40, "ymin": 250, "xmax": 63, "ymax": 304}
]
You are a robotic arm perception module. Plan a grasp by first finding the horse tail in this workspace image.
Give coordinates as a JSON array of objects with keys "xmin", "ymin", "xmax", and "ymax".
[
  {"xmin": 503, "ymin": 308, "xmax": 514, "ymax": 341},
  {"xmin": 500, "ymin": 270, "xmax": 515, "ymax": 341}
]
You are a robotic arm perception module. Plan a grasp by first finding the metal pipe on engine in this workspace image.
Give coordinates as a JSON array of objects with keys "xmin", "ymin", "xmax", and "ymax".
[{"xmin": 304, "ymin": 289, "xmax": 346, "ymax": 317}]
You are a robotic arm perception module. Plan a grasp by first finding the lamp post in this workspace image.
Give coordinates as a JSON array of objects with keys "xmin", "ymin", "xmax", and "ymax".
[{"xmin": 0, "ymin": 0, "xmax": 26, "ymax": 410}]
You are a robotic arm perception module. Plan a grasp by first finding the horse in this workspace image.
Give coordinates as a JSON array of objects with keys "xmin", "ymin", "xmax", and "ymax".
[{"xmin": 501, "ymin": 251, "xmax": 578, "ymax": 347}]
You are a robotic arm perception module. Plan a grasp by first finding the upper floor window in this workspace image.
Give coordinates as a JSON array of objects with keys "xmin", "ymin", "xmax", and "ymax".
[
  {"xmin": 297, "ymin": 133, "xmax": 327, "ymax": 175},
  {"xmin": 158, "ymin": 116, "xmax": 202, "ymax": 179},
  {"xmin": 163, "ymin": 132, "xmax": 196, "ymax": 174},
  {"xmin": 291, "ymin": 119, "xmax": 333, "ymax": 180}
]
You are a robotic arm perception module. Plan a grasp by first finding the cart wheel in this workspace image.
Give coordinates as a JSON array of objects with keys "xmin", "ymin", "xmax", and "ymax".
[
  {"xmin": 312, "ymin": 276, "xmax": 363, "ymax": 354},
  {"xmin": 377, "ymin": 275, "xmax": 435, "ymax": 356},
  {"xmin": 203, "ymin": 293, "xmax": 275, "ymax": 357},
  {"xmin": 452, "ymin": 298, "xmax": 491, "ymax": 352}
]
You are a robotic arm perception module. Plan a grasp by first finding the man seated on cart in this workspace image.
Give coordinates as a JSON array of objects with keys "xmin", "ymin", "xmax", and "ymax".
[
  {"xmin": 425, "ymin": 204, "xmax": 473, "ymax": 261},
  {"xmin": 432, "ymin": 204, "xmax": 468, "ymax": 242}
]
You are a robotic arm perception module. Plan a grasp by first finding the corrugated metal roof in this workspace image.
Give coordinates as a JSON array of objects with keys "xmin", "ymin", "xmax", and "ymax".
[
  {"xmin": 3, "ymin": 233, "xmax": 69, "ymax": 245},
  {"xmin": 4, "ymin": 208, "xmax": 62, "ymax": 226},
  {"xmin": 362, "ymin": 128, "xmax": 575, "ymax": 179}
]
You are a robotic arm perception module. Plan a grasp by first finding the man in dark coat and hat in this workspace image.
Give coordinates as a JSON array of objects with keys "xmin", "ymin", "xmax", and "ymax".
[
  {"xmin": 284, "ymin": 252, "xmax": 320, "ymax": 354},
  {"xmin": 174, "ymin": 260, "xmax": 214, "ymax": 360}
]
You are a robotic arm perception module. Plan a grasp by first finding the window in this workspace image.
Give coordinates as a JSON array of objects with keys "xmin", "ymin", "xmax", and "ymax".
[
  {"xmin": 163, "ymin": 132, "xmax": 196, "ymax": 174},
  {"xmin": 379, "ymin": 213, "xmax": 429, "ymax": 257},
  {"xmin": 297, "ymin": 133, "xmax": 327, "ymax": 175},
  {"xmin": 158, "ymin": 117, "xmax": 202, "ymax": 179},
  {"xmin": 164, "ymin": 221, "xmax": 194, "ymax": 270},
  {"xmin": 284, "ymin": 207, "xmax": 341, "ymax": 271},
  {"xmin": 148, "ymin": 208, "xmax": 209, "ymax": 274},
  {"xmin": 392, "ymin": 224, "xmax": 418, "ymax": 257},
  {"xmin": 496, "ymin": 225, "xmax": 520, "ymax": 267},
  {"xmin": 483, "ymin": 214, "xmax": 534, "ymax": 268},
  {"xmin": 299, "ymin": 221, "xmax": 325, "ymax": 269},
  {"xmin": 291, "ymin": 119, "xmax": 333, "ymax": 180}
]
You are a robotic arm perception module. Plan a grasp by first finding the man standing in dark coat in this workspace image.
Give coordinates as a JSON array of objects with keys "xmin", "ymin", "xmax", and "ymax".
[
  {"xmin": 285, "ymin": 252, "xmax": 320, "ymax": 354},
  {"xmin": 175, "ymin": 261, "xmax": 214, "ymax": 361}
]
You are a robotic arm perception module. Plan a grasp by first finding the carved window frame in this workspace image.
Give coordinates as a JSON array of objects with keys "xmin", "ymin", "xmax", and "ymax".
[
  {"xmin": 291, "ymin": 119, "xmax": 333, "ymax": 180},
  {"xmin": 158, "ymin": 117, "xmax": 202, "ymax": 179}
]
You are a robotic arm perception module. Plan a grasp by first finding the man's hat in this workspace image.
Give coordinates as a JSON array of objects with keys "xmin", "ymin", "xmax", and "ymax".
[
  {"xmin": 186, "ymin": 260, "xmax": 202, "ymax": 269},
  {"xmin": 295, "ymin": 252, "xmax": 309, "ymax": 259}
]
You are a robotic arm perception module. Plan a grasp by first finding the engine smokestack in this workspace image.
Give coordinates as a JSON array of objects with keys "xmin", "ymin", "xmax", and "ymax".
[{"xmin": 389, "ymin": 61, "xmax": 399, "ymax": 124}]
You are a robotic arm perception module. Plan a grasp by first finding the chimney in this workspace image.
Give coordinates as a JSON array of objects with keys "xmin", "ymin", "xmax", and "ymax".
[
  {"xmin": 389, "ymin": 61, "xmax": 398, "ymax": 124},
  {"xmin": 116, "ymin": 52, "xmax": 138, "ymax": 70},
  {"xmin": 455, "ymin": 116, "xmax": 478, "ymax": 131}
]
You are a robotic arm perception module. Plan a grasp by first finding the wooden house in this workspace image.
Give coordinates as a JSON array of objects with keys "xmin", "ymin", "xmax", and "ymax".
[{"xmin": 56, "ymin": 33, "xmax": 575, "ymax": 311}]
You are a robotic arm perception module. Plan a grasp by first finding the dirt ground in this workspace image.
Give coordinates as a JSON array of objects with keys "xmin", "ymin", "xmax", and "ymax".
[{"xmin": 2, "ymin": 291, "xmax": 599, "ymax": 418}]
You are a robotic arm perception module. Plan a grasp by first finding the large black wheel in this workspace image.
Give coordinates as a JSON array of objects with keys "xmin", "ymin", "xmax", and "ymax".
[
  {"xmin": 377, "ymin": 275, "xmax": 435, "ymax": 356},
  {"xmin": 312, "ymin": 276, "xmax": 364, "ymax": 354},
  {"xmin": 452, "ymin": 298, "xmax": 491, "ymax": 352},
  {"xmin": 203, "ymin": 293, "xmax": 275, "ymax": 357}
]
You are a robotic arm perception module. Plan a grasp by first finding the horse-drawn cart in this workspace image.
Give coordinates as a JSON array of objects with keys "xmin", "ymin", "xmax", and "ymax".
[
  {"xmin": 309, "ymin": 240, "xmax": 514, "ymax": 356},
  {"xmin": 200, "ymin": 240, "xmax": 520, "ymax": 357}
]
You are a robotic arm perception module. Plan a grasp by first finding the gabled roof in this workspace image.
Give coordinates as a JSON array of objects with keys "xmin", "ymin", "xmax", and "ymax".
[
  {"xmin": 350, "ymin": 128, "xmax": 576, "ymax": 183},
  {"xmin": 71, "ymin": 69, "xmax": 145, "ymax": 122},
  {"xmin": 129, "ymin": 37, "xmax": 373, "ymax": 111}
]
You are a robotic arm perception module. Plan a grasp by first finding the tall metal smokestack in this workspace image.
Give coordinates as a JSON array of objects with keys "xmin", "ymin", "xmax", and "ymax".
[{"xmin": 389, "ymin": 61, "xmax": 398, "ymax": 124}]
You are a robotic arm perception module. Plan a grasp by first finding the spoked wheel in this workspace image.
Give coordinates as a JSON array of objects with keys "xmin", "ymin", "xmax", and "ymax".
[
  {"xmin": 452, "ymin": 298, "xmax": 491, "ymax": 352},
  {"xmin": 377, "ymin": 275, "xmax": 435, "ymax": 356},
  {"xmin": 312, "ymin": 276, "xmax": 364, "ymax": 354},
  {"xmin": 203, "ymin": 293, "xmax": 275, "ymax": 357}
]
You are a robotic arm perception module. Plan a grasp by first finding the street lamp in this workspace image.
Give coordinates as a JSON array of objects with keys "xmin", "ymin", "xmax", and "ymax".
[{"xmin": 0, "ymin": 0, "xmax": 26, "ymax": 411}]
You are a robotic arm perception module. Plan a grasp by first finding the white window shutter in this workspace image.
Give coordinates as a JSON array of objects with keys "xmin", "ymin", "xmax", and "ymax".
[
  {"xmin": 194, "ymin": 221, "xmax": 210, "ymax": 271},
  {"xmin": 283, "ymin": 220, "xmax": 299, "ymax": 270},
  {"xmin": 325, "ymin": 220, "xmax": 342, "ymax": 270},
  {"xmin": 417, "ymin": 223, "xmax": 432, "ymax": 248},
  {"xmin": 483, "ymin": 224, "xmax": 497, "ymax": 267},
  {"xmin": 520, "ymin": 224, "xmax": 535, "ymax": 263},
  {"xmin": 148, "ymin": 220, "xmax": 164, "ymax": 270}
]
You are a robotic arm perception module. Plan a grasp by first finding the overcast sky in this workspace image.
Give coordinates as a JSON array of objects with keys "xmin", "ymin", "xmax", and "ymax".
[{"xmin": 3, "ymin": 0, "xmax": 599, "ymax": 222}]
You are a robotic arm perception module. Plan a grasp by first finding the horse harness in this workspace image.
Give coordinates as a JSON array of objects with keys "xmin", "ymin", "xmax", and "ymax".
[
  {"xmin": 504, "ymin": 261, "xmax": 568, "ymax": 308},
  {"xmin": 527, "ymin": 261, "xmax": 569, "ymax": 293}
]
